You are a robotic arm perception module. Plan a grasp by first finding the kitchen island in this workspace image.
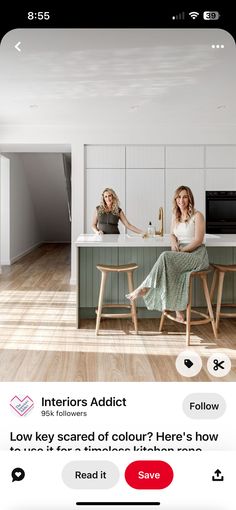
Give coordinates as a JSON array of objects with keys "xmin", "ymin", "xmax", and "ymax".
[{"xmin": 75, "ymin": 234, "xmax": 236, "ymax": 327}]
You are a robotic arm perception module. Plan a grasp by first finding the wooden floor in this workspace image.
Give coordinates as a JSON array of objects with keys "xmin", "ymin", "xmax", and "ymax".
[{"xmin": 0, "ymin": 243, "xmax": 235, "ymax": 382}]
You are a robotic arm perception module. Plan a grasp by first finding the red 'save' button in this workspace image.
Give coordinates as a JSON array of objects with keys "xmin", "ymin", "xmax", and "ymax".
[{"xmin": 125, "ymin": 460, "xmax": 173, "ymax": 490}]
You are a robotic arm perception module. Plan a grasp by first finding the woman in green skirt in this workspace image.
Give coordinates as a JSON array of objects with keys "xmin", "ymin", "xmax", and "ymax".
[{"xmin": 126, "ymin": 185, "xmax": 209, "ymax": 321}]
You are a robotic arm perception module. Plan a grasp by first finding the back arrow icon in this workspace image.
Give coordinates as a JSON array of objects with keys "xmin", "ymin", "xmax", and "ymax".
[{"xmin": 15, "ymin": 42, "xmax": 21, "ymax": 52}]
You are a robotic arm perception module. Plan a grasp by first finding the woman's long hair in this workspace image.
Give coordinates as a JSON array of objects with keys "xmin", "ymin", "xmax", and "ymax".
[
  {"xmin": 98, "ymin": 188, "xmax": 120, "ymax": 215},
  {"xmin": 172, "ymin": 185, "xmax": 195, "ymax": 223}
]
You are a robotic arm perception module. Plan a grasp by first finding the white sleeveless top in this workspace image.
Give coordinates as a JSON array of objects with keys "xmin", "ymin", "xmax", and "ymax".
[{"xmin": 173, "ymin": 214, "xmax": 196, "ymax": 243}]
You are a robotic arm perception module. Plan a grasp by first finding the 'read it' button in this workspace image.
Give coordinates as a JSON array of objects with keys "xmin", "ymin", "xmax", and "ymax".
[{"xmin": 125, "ymin": 461, "xmax": 173, "ymax": 490}]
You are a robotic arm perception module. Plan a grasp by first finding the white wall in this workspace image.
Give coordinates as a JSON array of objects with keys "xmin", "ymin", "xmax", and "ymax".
[
  {"xmin": 1, "ymin": 151, "xmax": 71, "ymax": 265},
  {"xmin": 3, "ymin": 153, "xmax": 41, "ymax": 263},
  {"xmin": 0, "ymin": 155, "xmax": 10, "ymax": 265},
  {"xmin": 20, "ymin": 153, "xmax": 71, "ymax": 243},
  {"xmin": 0, "ymin": 155, "xmax": 2, "ymax": 274}
]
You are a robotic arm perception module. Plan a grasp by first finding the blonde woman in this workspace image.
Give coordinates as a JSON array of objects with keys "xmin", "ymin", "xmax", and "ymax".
[
  {"xmin": 126, "ymin": 186, "xmax": 209, "ymax": 321},
  {"xmin": 92, "ymin": 188, "xmax": 144, "ymax": 235}
]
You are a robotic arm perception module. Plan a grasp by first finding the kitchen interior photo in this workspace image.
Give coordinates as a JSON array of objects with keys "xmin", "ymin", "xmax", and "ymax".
[{"xmin": 0, "ymin": 28, "xmax": 236, "ymax": 382}]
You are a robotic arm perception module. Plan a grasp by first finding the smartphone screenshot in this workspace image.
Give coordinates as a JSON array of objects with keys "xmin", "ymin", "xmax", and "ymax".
[{"xmin": 0, "ymin": 5, "xmax": 235, "ymax": 509}]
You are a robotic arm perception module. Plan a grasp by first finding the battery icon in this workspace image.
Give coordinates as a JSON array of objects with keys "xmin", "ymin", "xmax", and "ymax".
[{"xmin": 203, "ymin": 11, "xmax": 220, "ymax": 20}]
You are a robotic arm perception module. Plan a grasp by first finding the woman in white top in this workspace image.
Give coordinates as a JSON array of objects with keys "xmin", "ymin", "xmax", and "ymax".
[{"xmin": 126, "ymin": 186, "xmax": 209, "ymax": 321}]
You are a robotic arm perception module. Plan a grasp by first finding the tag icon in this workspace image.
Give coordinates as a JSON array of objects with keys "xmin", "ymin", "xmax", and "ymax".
[
  {"xmin": 176, "ymin": 351, "xmax": 202, "ymax": 377},
  {"xmin": 184, "ymin": 359, "xmax": 194, "ymax": 368}
]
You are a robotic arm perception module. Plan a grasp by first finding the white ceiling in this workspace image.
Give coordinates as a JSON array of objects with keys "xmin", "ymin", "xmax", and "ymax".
[{"xmin": 0, "ymin": 28, "xmax": 235, "ymax": 127}]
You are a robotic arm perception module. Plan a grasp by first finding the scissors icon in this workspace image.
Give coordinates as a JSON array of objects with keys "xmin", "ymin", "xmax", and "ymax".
[{"xmin": 213, "ymin": 359, "xmax": 225, "ymax": 371}]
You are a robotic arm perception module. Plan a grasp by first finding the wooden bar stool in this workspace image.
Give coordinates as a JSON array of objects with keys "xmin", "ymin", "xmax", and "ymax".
[
  {"xmin": 159, "ymin": 268, "xmax": 217, "ymax": 345},
  {"xmin": 95, "ymin": 263, "xmax": 138, "ymax": 335},
  {"xmin": 210, "ymin": 263, "xmax": 236, "ymax": 332}
]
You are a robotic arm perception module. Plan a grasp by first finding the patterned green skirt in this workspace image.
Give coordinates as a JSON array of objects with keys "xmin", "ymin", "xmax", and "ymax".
[{"xmin": 140, "ymin": 245, "xmax": 209, "ymax": 311}]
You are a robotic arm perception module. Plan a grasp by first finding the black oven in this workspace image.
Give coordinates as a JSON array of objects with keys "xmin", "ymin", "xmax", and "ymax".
[{"xmin": 206, "ymin": 191, "xmax": 236, "ymax": 234}]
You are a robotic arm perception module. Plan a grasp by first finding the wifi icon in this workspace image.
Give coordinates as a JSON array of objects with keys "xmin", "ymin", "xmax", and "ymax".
[{"xmin": 189, "ymin": 11, "xmax": 199, "ymax": 19}]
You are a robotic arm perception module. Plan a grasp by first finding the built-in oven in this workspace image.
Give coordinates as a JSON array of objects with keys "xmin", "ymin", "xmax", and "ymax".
[{"xmin": 206, "ymin": 191, "xmax": 236, "ymax": 234}]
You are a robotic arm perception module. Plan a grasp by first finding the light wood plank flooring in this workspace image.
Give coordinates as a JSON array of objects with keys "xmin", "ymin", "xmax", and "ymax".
[{"xmin": 0, "ymin": 244, "xmax": 235, "ymax": 382}]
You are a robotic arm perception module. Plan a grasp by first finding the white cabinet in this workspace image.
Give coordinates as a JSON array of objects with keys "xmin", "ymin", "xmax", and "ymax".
[
  {"xmin": 206, "ymin": 146, "xmax": 236, "ymax": 167},
  {"xmin": 85, "ymin": 144, "xmax": 236, "ymax": 236},
  {"xmin": 205, "ymin": 169, "xmax": 236, "ymax": 190},
  {"xmin": 85, "ymin": 168, "xmax": 125, "ymax": 233},
  {"xmin": 166, "ymin": 146, "xmax": 204, "ymax": 168},
  {"xmin": 165, "ymin": 169, "xmax": 205, "ymax": 233},
  {"xmin": 85, "ymin": 145, "xmax": 125, "ymax": 168},
  {"xmin": 125, "ymin": 146, "xmax": 164, "ymax": 231},
  {"xmin": 126, "ymin": 168, "xmax": 164, "ymax": 232},
  {"xmin": 126, "ymin": 145, "xmax": 164, "ymax": 168}
]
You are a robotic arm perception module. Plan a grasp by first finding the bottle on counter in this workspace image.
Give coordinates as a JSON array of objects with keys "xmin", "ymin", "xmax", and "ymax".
[{"xmin": 147, "ymin": 222, "xmax": 155, "ymax": 237}]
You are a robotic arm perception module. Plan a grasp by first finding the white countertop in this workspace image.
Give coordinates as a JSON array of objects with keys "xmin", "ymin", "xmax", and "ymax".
[{"xmin": 76, "ymin": 234, "xmax": 236, "ymax": 247}]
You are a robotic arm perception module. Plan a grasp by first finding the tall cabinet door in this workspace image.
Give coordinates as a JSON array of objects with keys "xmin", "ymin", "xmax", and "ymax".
[
  {"xmin": 205, "ymin": 145, "xmax": 236, "ymax": 190},
  {"xmin": 86, "ymin": 169, "xmax": 126, "ymax": 233},
  {"xmin": 126, "ymin": 169, "xmax": 164, "ymax": 231},
  {"xmin": 85, "ymin": 145, "xmax": 125, "ymax": 233},
  {"xmin": 165, "ymin": 146, "xmax": 205, "ymax": 233},
  {"xmin": 126, "ymin": 146, "xmax": 165, "ymax": 232},
  {"xmin": 165, "ymin": 169, "xmax": 205, "ymax": 233}
]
